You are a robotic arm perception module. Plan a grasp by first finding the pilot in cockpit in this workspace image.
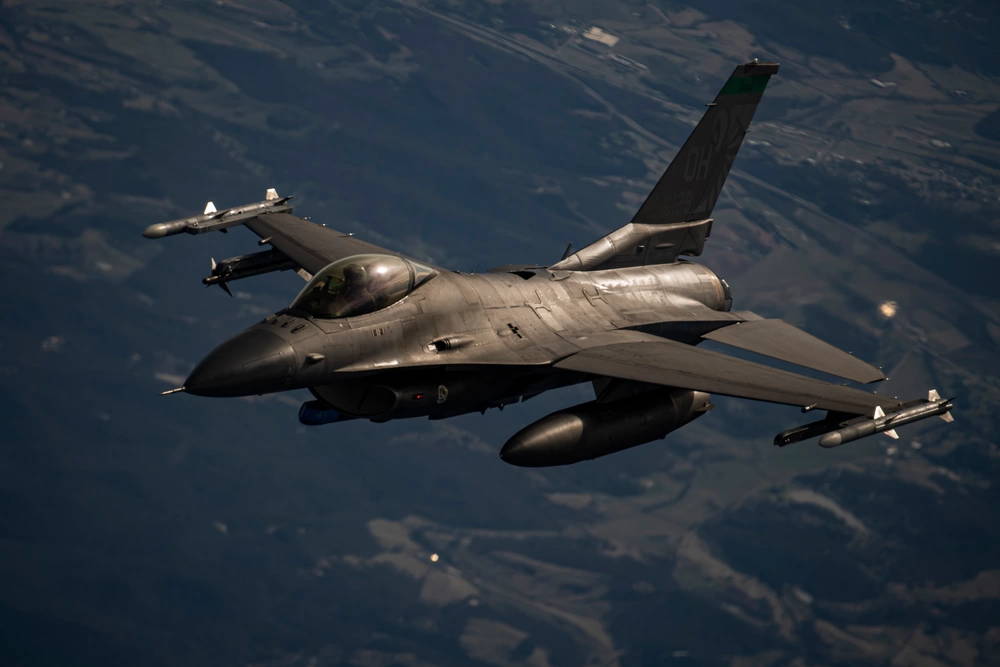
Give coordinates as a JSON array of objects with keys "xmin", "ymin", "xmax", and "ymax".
[
  {"xmin": 339, "ymin": 263, "xmax": 377, "ymax": 315},
  {"xmin": 291, "ymin": 253, "xmax": 438, "ymax": 319}
]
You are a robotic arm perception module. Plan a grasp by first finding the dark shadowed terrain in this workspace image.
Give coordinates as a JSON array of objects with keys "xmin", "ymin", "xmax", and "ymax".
[{"xmin": 1, "ymin": 1, "xmax": 999, "ymax": 665}]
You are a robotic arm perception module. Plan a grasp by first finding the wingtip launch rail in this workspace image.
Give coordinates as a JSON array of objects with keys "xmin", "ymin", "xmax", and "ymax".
[{"xmin": 775, "ymin": 389, "xmax": 955, "ymax": 449}]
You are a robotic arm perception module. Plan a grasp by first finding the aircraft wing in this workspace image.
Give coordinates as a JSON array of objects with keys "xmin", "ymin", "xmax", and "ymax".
[
  {"xmin": 142, "ymin": 189, "xmax": 421, "ymax": 289},
  {"xmin": 702, "ymin": 319, "xmax": 886, "ymax": 384},
  {"xmin": 554, "ymin": 332, "xmax": 901, "ymax": 415},
  {"xmin": 244, "ymin": 213, "xmax": 396, "ymax": 276}
]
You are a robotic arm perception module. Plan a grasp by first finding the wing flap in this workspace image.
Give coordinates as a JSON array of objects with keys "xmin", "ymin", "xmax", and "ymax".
[
  {"xmin": 554, "ymin": 335, "xmax": 900, "ymax": 415},
  {"xmin": 702, "ymin": 319, "xmax": 886, "ymax": 384}
]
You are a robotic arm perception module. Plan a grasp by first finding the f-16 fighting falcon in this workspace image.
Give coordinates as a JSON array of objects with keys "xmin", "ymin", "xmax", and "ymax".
[{"xmin": 146, "ymin": 61, "xmax": 953, "ymax": 466}]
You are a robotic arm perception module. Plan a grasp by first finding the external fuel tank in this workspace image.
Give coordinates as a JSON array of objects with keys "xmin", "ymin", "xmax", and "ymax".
[{"xmin": 500, "ymin": 388, "xmax": 712, "ymax": 466}]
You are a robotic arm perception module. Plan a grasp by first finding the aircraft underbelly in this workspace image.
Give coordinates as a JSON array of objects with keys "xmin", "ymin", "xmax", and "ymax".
[{"xmin": 312, "ymin": 365, "xmax": 582, "ymax": 421}]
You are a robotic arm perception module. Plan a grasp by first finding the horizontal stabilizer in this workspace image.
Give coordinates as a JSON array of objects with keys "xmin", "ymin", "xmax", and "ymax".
[
  {"xmin": 555, "ymin": 333, "xmax": 901, "ymax": 415},
  {"xmin": 702, "ymin": 319, "xmax": 885, "ymax": 384}
]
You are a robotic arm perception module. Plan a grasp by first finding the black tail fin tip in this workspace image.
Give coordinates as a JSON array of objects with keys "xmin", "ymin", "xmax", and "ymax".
[{"xmin": 632, "ymin": 61, "xmax": 780, "ymax": 225}]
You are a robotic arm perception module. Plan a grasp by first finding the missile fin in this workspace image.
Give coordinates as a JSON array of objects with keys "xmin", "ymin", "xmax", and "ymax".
[
  {"xmin": 884, "ymin": 428, "xmax": 899, "ymax": 440},
  {"xmin": 204, "ymin": 201, "xmax": 217, "ymax": 215},
  {"xmin": 265, "ymin": 188, "xmax": 279, "ymax": 201},
  {"xmin": 927, "ymin": 389, "xmax": 954, "ymax": 421},
  {"xmin": 874, "ymin": 405, "xmax": 886, "ymax": 419}
]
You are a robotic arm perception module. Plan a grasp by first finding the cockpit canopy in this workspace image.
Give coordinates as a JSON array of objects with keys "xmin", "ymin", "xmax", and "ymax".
[{"xmin": 290, "ymin": 254, "xmax": 437, "ymax": 319}]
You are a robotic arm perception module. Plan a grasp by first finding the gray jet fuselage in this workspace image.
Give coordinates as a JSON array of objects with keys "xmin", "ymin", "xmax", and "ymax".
[
  {"xmin": 187, "ymin": 261, "xmax": 729, "ymax": 423},
  {"xmin": 152, "ymin": 61, "xmax": 953, "ymax": 465}
]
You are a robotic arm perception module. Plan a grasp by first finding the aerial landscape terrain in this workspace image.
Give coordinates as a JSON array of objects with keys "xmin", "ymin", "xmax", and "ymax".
[{"xmin": 1, "ymin": 0, "xmax": 998, "ymax": 665}]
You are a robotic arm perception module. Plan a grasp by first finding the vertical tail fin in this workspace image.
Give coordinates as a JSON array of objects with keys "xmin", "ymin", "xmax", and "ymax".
[{"xmin": 632, "ymin": 61, "xmax": 779, "ymax": 225}]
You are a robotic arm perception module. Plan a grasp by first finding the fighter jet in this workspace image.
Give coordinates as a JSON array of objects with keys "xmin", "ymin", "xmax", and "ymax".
[{"xmin": 146, "ymin": 61, "xmax": 953, "ymax": 466}]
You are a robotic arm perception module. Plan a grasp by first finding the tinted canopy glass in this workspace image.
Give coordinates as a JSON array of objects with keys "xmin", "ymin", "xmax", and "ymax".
[{"xmin": 291, "ymin": 254, "xmax": 436, "ymax": 319}]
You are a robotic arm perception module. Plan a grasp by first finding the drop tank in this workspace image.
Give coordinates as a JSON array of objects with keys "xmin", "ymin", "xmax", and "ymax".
[{"xmin": 500, "ymin": 388, "xmax": 712, "ymax": 466}]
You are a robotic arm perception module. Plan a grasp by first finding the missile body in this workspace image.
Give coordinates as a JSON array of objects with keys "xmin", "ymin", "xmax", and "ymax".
[
  {"xmin": 818, "ymin": 397, "xmax": 953, "ymax": 448},
  {"xmin": 143, "ymin": 197, "xmax": 292, "ymax": 238}
]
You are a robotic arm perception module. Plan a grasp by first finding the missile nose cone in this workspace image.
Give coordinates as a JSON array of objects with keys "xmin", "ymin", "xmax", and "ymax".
[
  {"xmin": 185, "ymin": 329, "xmax": 295, "ymax": 397},
  {"xmin": 142, "ymin": 220, "xmax": 186, "ymax": 238},
  {"xmin": 818, "ymin": 431, "xmax": 845, "ymax": 448}
]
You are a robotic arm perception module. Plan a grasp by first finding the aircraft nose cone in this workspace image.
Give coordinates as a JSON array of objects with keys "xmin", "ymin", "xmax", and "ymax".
[{"xmin": 185, "ymin": 329, "xmax": 295, "ymax": 397}]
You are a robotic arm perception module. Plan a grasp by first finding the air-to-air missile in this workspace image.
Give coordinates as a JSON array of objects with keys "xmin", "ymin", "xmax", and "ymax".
[
  {"xmin": 142, "ymin": 188, "xmax": 292, "ymax": 239},
  {"xmin": 817, "ymin": 390, "xmax": 954, "ymax": 448},
  {"xmin": 774, "ymin": 389, "xmax": 954, "ymax": 449}
]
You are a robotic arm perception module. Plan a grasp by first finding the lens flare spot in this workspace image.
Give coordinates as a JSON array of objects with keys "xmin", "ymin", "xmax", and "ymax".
[{"xmin": 878, "ymin": 300, "xmax": 898, "ymax": 319}]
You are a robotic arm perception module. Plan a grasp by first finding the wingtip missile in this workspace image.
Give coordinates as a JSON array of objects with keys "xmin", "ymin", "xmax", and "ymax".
[
  {"xmin": 142, "ymin": 191, "xmax": 294, "ymax": 239},
  {"xmin": 161, "ymin": 386, "xmax": 186, "ymax": 395},
  {"xmin": 817, "ymin": 390, "xmax": 954, "ymax": 448},
  {"xmin": 143, "ymin": 220, "xmax": 188, "ymax": 238}
]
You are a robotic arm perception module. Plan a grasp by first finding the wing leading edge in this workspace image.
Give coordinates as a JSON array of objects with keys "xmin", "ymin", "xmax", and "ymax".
[
  {"xmin": 554, "ymin": 333, "xmax": 901, "ymax": 416},
  {"xmin": 245, "ymin": 213, "xmax": 399, "ymax": 276},
  {"xmin": 142, "ymin": 189, "xmax": 426, "ymax": 284}
]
